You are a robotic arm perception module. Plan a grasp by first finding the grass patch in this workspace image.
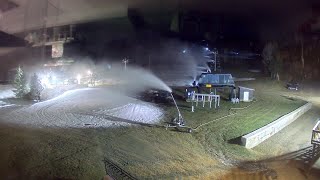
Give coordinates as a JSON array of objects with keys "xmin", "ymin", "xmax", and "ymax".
[{"xmin": 169, "ymin": 79, "xmax": 306, "ymax": 161}]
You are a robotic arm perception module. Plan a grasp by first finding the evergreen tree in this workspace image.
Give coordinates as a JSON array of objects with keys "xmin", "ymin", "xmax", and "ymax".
[
  {"xmin": 13, "ymin": 66, "xmax": 28, "ymax": 98},
  {"xmin": 30, "ymin": 73, "xmax": 44, "ymax": 101}
]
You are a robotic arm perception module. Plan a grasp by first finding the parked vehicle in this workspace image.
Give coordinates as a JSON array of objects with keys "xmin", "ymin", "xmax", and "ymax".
[{"xmin": 286, "ymin": 82, "xmax": 299, "ymax": 91}]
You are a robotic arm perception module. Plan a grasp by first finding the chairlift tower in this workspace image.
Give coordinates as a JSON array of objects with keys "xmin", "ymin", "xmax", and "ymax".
[
  {"xmin": 213, "ymin": 49, "xmax": 220, "ymax": 72},
  {"xmin": 214, "ymin": 49, "xmax": 217, "ymax": 72}
]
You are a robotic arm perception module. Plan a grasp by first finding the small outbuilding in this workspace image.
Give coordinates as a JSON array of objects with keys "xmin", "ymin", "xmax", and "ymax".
[{"xmin": 238, "ymin": 86, "xmax": 255, "ymax": 102}]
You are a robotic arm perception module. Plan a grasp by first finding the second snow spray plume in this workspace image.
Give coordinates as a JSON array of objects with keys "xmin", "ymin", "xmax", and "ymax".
[{"xmin": 108, "ymin": 66, "xmax": 172, "ymax": 93}]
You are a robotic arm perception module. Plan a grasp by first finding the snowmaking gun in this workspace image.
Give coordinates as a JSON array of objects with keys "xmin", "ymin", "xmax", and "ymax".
[{"xmin": 165, "ymin": 93, "xmax": 193, "ymax": 133}]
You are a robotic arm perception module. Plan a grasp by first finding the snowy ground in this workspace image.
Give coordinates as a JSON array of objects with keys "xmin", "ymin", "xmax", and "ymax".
[
  {"xmin": 0, "ymin": 64, "xmax": 195, "ymax": 128},
  {"xmin": 0, "ymin": 84, "xmax": 14, "ymax": 99},
  {"xmin": 2, "ymin": 88, "xmax": 164, "ymax": 128},
  {"xmin": 0, "ymin": 100, "xmax": 15, "ymax": 108},
  {"xmin": 0, "ymin": 85, "xmax": 16, "ymax": 108}
]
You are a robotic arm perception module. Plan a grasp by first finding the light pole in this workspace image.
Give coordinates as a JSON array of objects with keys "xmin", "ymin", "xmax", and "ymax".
[
  {"xmin": 214, "ymin": 51, "xmax": 217, "ymax": 72},
  {"xmin": 122, "ymin": 58, "xmax": 129, "ymax": 71}
]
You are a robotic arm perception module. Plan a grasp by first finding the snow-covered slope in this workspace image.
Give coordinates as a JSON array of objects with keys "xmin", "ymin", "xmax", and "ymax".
[{"xmin": 4, "ymin": 88, "xmax": 164, "ymax": 128}]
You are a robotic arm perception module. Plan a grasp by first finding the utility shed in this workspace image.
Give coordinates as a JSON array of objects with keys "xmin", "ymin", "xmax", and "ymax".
[{"xmin": 238, "ymin": 86, "xmax": 254, "ymax": 102}]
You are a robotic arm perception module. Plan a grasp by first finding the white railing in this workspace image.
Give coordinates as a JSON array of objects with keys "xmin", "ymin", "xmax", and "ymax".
[
  {"xmin": 191, "ymin": 93, "xmax": 220, "ymax": 109},
  {"xmin": 312, "ymin": 120, "xmax": 320, "ymax": 145}
]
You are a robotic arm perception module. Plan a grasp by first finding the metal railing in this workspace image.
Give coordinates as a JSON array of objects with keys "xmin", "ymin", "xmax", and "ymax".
[
  {"xmin": 311, "ymin": 120, "xmax": 320, "ymax": 145},
  {"xmin": 190, "ymin": 93, "xmax": 220, "ymax": 109},
  {"xmin": 102, "ymin": 158, "xmax": 138, "ymax": 180}
]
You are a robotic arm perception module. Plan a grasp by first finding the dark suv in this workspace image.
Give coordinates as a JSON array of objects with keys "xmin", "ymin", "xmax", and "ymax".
[{"xmin": 286, "ymin": 82, "xmax": 299, "ymax": 91}]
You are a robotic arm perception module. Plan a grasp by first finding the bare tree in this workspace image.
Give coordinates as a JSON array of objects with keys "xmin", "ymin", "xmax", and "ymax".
[
  {"xmin": 262, "ymin": 42, "xmax": 282, "ymax": 80},
  {"xmin": 300, "ymin": 38, "xmax": 305, "ymax": 68}
]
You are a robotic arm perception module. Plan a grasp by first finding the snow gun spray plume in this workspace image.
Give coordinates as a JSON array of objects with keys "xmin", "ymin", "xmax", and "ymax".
[{"xmin": 102, "ymin": 64, "xmax": 172, "ymax": 93}]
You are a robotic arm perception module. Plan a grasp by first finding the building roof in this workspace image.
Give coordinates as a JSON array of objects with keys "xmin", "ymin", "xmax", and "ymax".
[{"xmin": 198, "ymin": 73, "xmax": 235, "ymax": 87}]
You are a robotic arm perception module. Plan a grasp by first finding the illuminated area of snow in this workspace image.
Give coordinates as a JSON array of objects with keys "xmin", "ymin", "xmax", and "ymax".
[
  {"xmin": 4, "ymin": 88, "xmax": 164, "ymax": 128},
  {"xmin": 0, "ymin": 61, "xmax": 208, "ymax": 127},
  {"xmin": 96, "ymin": 102, "xmax": 163, "ymax": 124},
  {"xmin": 0, "ymin": 85, "xmax": 15, "ymax": 99}
]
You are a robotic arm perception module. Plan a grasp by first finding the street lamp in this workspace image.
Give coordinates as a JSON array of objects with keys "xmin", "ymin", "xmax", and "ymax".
[{"xmin": 122, "ymin": 58, "xmax": 130, "ymax": 71}]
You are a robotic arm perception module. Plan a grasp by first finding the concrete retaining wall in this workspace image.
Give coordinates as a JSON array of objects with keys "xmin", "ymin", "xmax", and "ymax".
[{"xmin": 241, "ymin": 102, "xmax": 312, "ymax": 149}]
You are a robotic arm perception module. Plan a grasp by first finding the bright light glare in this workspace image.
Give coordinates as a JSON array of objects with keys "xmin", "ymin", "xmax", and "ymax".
[
  {"xmin": 183, "ymin": 49, "xmax": 187, "ymax": 53},
  {"xmin": 205, "ymin": 47, "xmax": 209, "ymax": 51},
  {"xmin": 77, "ymin": 74, "xmax": 82, "ymax": 84},
  {"xmin": 41, "ymin": 77, "xmax": 52, "ymax": 88},
  {"xmin": 87, "ymin": 70, "xmax": 92, "ymax": 75}
]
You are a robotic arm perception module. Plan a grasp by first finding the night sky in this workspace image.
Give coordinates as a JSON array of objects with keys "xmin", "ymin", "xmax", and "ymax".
[
  {"xmin": 0, "ymin": 0, "xmax": 318, "ymax": 76},
  {"xmin": 61, "ymin": 0, "xmax": 318, "ymax": 47}
]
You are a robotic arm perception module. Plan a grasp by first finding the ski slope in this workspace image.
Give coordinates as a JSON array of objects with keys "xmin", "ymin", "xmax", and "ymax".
[{"xmin": 3, "ymin": 88, "xmax": 164, "ymax": 128}]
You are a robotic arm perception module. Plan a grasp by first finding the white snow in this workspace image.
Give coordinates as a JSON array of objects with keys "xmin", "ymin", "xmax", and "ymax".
[
  {"xmin": 0, "ymin": 63, "xmax": 200, "ymax": 128},
  {"xmin": 3, "ymin": 88, "xmax": 164, "ymax": 128},
  {"xmin": 0, "ymin": 85, "xmax": 15, "ymax": 99},
  {"xmin": 97, "ymin": 102, "xmax": 163, "ymax": 124},
  {"xmin": 0, "ymin": 101, "xmax": 15, "ymax": 108}
]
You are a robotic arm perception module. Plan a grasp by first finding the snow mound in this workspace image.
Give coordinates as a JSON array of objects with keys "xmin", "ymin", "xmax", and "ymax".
[
  {"xmin": 0, "ymin": 85, "xmax": 15, "ymax": 99},
  {"xmin": 97, "ymin": 102, "xmax": 163, "ymax": 124},
  {"xmin": 4, "ymin": 88, "xmax": 164, "ymax": 128}
]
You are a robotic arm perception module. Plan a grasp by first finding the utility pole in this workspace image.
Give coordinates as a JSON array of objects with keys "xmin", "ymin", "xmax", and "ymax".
[{"xmin": 214, "ymin": 51, "xmax": 217, "ymax": 72}]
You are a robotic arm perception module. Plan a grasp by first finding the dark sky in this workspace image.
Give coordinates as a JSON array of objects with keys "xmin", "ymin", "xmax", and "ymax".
[
  {"xmin": 136, "ymin": 0, "xmax": 312, "ymax": 17},
  {"xmin": 132, "ymin": 0, "xmax": 316, "ymax": 40}
]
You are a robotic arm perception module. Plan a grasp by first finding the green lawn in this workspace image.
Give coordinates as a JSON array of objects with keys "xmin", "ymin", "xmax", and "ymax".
[{"xmin": 0, "ymin": 78, "xmax": 307, "ymax": 179}]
